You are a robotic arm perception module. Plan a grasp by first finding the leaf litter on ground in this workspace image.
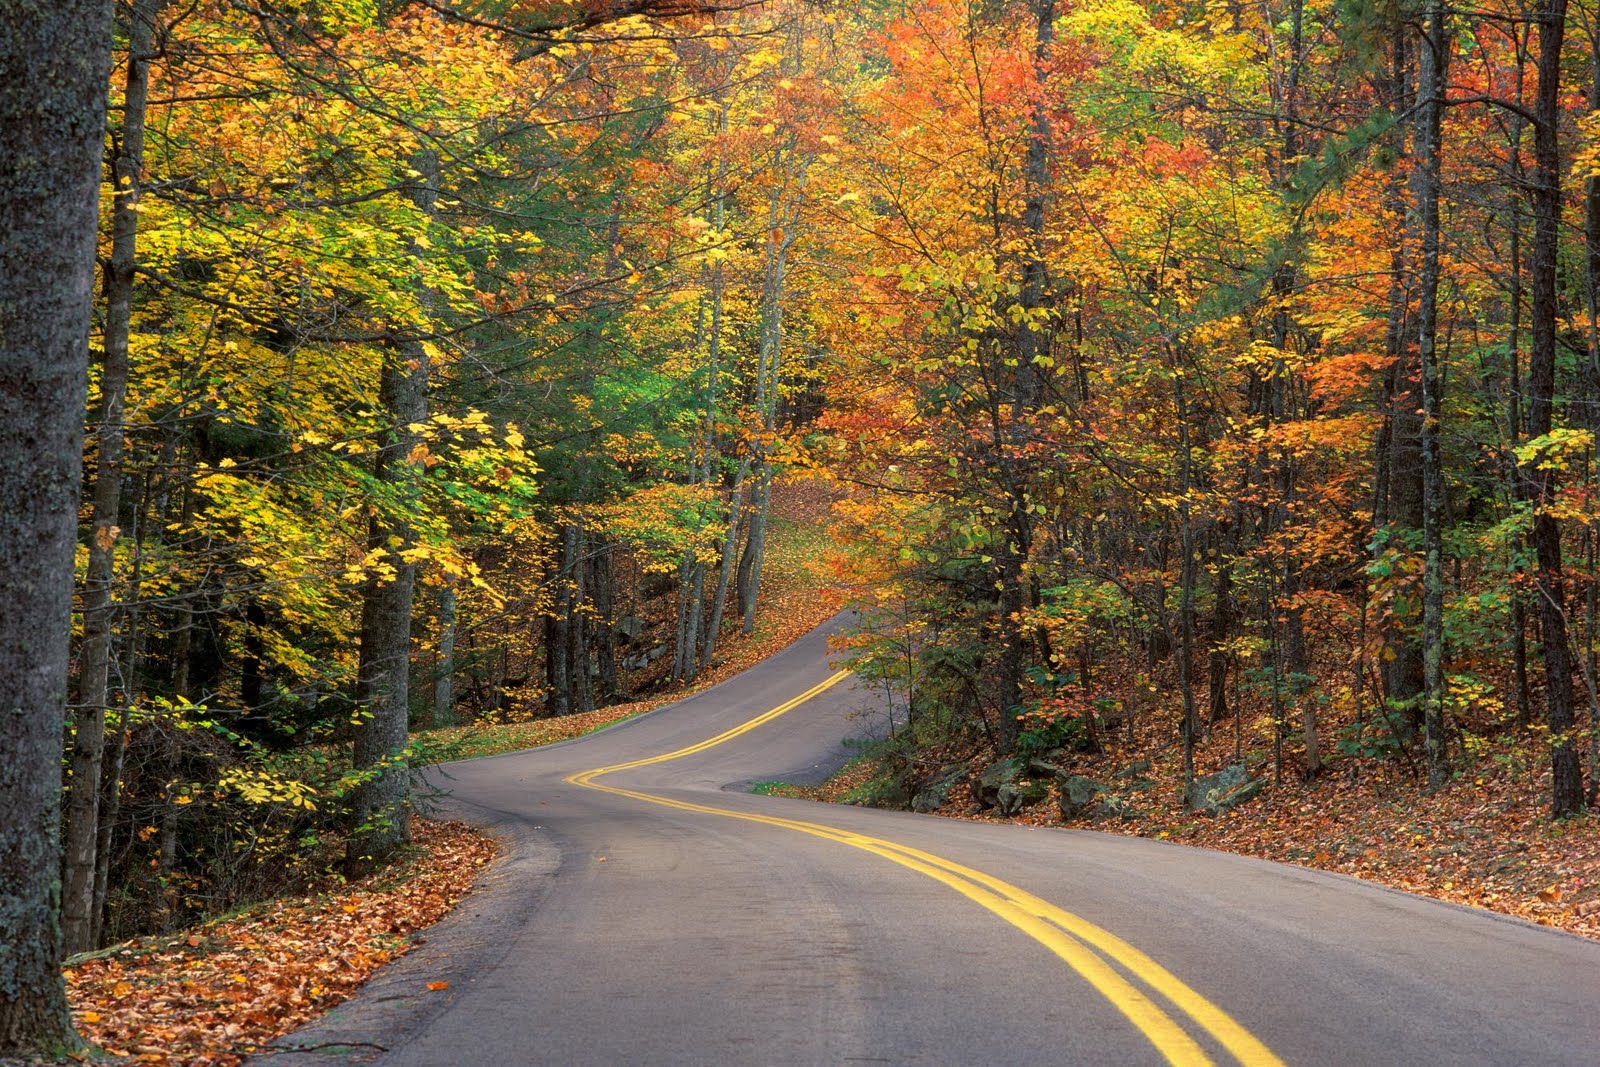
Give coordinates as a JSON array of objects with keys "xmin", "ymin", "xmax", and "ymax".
[{"xmin": 66, "ymin": 819, "xmax": 495, "ymax": 1065}]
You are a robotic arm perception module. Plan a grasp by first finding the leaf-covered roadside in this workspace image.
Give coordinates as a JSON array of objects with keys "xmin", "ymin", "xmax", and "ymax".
[
  {"xmin": 807, "ymin": 734, "xmax": 1600, "ymax": 941},
  {"xmin": 1084, "ymin": 748, "xmax": 1600, "ymax": 939},
  {"xmin": 63, "ymin": 820, "xmax": 494, "ymax": 1066}
]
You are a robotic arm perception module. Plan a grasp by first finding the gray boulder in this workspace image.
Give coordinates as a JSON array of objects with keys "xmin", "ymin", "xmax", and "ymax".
[
  {"xmin": 1028, "ymin": 757, "xmax": 1067, "ymax": 779},
  {"xmin": 622, "ymin": 643, "xmax": 670, "ymax": 670},
  {"xmin": 1089, "ymin": 794, "xmax": 1141, "ymax": 821},
  {"xmin": 912, "ymin": 766, "xmax": 968, "ymax": 814},
  {"xmin": 996, "ymin": 778, "xmax": 1048, "ymax": 816},
  {"xmin": 972, "ymin": 758, "xmax": 1025, "ymax": 810},
  {"xmin": 1115, "ymin": 758, "xmax": 1152, "ymax": 779},
  {"xmin": 1055, "ymin": 775, "xmax": 1107, "ymax": 819},
  {"xmin": 1183, "ymin": 763, "xmax": 1265, "ymax": 816}
]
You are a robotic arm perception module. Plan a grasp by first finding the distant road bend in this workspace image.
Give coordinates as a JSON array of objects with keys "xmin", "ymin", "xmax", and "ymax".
[{"xmin": 273, "ymin": 621, "xmax": 1600, "ymax": 1066}]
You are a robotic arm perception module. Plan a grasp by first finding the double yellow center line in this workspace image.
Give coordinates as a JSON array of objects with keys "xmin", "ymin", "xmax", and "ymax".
[{"xmin": 566, "ymin": 672, "xmax": 1283, "ymax": 1067}]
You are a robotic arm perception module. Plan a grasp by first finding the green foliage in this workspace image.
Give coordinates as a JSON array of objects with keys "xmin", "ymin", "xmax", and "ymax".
[
  {"xmin": 1335, "ymin": 717, "xmax": 1409, "ymax": 761},
  {"xmin": 749, "ymin": 780, "xmax": 808, "ymax": 797}
]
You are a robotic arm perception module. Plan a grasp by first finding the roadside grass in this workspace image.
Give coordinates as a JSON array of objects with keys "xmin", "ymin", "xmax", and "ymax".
[
  {"xmin": 418, "ymin": 703, "xmax": 657, "ymax": 763},
  {"xmin": 750, "ymin": 780, "xmax": 809, "ymax": 798},
  {"xmin": 834, "ymin": 762, "xmax": 898, "ymax": 806},
  {"xmin": 750, "ymin": 755, "xmax": 878, "ymax": 805}
]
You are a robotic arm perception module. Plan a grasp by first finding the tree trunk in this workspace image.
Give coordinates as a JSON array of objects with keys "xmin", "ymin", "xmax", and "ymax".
[
  {"xmin": 739, "ymin": 149, "xmax": 803, "ymax": 636},
  {"xmin": 683, "ymin": 559, "xmax": 705, "ymax": 684},
  {"xmin": 594, "ymin": 542, "xmax": 619, "ymax": 700},
  {"xmin": 1209, "ymin": 527, "xmax": 1235, "ymax": 724},
  {"xmin": 1175, "ymin": 368, "xmax": 1200, "ymax": 784},
  {"xmin": 1583, "ymin": 17, "xmax": 1600, "ymax": 803},
  {"xmin": 1414, "ymin": 0, "xmax": 1451, "ymax": 788},
  {"xmin": 239, "ymin": 597, "xmax": 267, "ymax": 712},
  {"xmin": 738, "ymin": 465, "xmax": 773, "ymax": 634},
  {"xmin": 1528, "ymin": 0, "xmax": 1585, "ymax": 814},
  {"xmin": 1269, "ymin": 576, "xmax": 1287, "ymax": 785},
  {"xmin": 701, "ymin": 459, "xmax": 748, "ymax": 671},
  {"xmin": 545, "ymin": 524, "xmax": 577, "ymax": 715},
  {"xmin": 693, "ymin": 130, "xmax": 728, "ymax": 677},
  {"xmin": 994, "ymin": 0, "xmax": 1055, "ymax": 754},
  {"xmin": 996, "ymin": 534, "xmax": 1030, "ymax": 757},
  {"xmin": 349, "ymin": 346, "xmax": 426, "ymax": 865},
  {"xmin": 0, "ymin": 0, "xmax": 111, "ymax": 1051},
  {"xmin": 673, "ymin": 550, "xmax": 694, "ymax": 682},
  {"xmin": 92, "ymin": 706, "xmax": 130, "ymax": 947},
  {"xmin": 1585, "ymin": 531, "xmax": 1600, "ymax": 804},
  {"xmin": 349, "ymin": 151, "xmax": 437, "ymax": 868},
  {"xmin": 1287, "ymin": 599, "xmax": 1319, "ymax": 776},
  {"xmin": 1508, "ymin": 118, "xmax": 1532, "ymax": 724},
  {"xmin": 93, "ymin": 488, "xmax": 148, "ymax": 944},
  {"xmin": 434, "ymin": 576, "xmax": 457, "ymax": 728},
  {"xmin": 62, "ymin": 0, "xmax": 161, "ymax": 956},
  {"xmin": 1271, "ymin": 0, "xmax": 1321, "ymax": 778},
  {"xmin": 1381, "ymin": 25, "xmax": 1427, "ymax": 727},
  {"xmin": 169, "ymin": 478, "xmax": 197, "ymax": 702},
  {"xmin": 1587, "ymin": 23, "xmax": 1600, "ymax": 426},
  {"xmin": 570, "ymin": 528, "xmax": 593, "ymax": 714}
]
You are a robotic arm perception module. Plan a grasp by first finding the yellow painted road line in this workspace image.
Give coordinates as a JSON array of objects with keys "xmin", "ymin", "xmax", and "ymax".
[
  {"xmin": 578, "ymin": 775, "xmax": 1212, "ymax": 1064},
  {"xmin": 570, "ymin": 671, "xmax": 854, "ymax": 783},
  {"xmin": 566, "ymin": 673, "xmax": 1284, "ymax": 1067},
  {"xmin": 871, "ymin": 839, "xmax": 1284, "ymax": 1067}
]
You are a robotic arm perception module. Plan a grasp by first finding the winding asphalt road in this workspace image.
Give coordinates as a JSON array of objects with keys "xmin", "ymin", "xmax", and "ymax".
[{"xmin": 271, "ymin": 621, "xmax": 1600, "ymax": 1065}]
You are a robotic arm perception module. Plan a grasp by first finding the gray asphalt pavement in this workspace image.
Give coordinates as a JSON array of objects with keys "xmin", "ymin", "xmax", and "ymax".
[{"xmin": 268, "ymin": 620, "xmax": 1600, "ymax": 1066}]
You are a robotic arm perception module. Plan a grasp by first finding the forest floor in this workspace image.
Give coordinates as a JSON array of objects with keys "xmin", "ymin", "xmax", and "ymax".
[
  {"xmin": 806, "ymin": 723, "xmax": 1600, "ymax": 942},
  {"xmin": 47, "ymin": 477, "xmax": 843, "ymax": 1066},
  {"xmin": 63, "ymin": 821, "xmax": 495, "ymax": 1065}
]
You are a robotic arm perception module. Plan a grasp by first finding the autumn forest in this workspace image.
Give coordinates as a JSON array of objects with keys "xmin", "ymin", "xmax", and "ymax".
[{"xmin": 6, "ymin": 0, "xmax": 1600, "ymax": 1054}]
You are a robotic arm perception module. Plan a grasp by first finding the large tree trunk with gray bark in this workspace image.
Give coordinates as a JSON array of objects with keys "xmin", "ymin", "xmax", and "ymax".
[{"xmin": 0, "ymin": 0, "xmax": 113, "ymax": 1052}]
